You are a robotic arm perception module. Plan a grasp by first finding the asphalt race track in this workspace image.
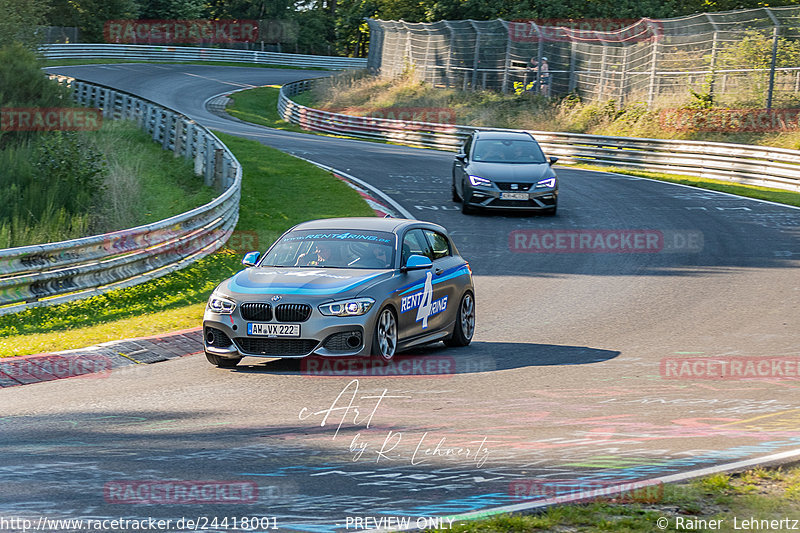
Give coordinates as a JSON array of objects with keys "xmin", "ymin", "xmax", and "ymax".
[{"xmin": 1, "ymin": 63, "xmax": 797, "ymax": 531}]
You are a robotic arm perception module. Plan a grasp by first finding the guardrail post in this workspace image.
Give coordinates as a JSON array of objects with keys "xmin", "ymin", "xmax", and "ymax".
[
  {"xmin": 193, "ymin": 127, "xmax": 204, "ymax": 175},
  {"xmin": 204, "ymin": 136, "xmax": 215, "ymax": 186},
  {"xmin": 174, "ymin": 119, "xmax": 185, "ymax": 157},
  {"xmin": 162, "ymin": 112, "xmax": 174, "ymax": 150},
  {"xmin": 213, "ymin": 148, "xmax": 224, "ymax": 191}
]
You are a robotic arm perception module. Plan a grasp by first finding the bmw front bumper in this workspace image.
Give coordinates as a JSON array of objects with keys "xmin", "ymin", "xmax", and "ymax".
[{"xmin": 203, "ymin": 306, "xmax": 380, "ymax": 359}]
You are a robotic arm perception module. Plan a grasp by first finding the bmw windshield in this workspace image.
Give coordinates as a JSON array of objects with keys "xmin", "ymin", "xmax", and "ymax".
[
  {"xmin": 472, "ymin": 138, "xmax": 547, "ymax": 164},
  {"xmin": 259, "ymin": 229, "xmax": 396, "ymax": 269}
]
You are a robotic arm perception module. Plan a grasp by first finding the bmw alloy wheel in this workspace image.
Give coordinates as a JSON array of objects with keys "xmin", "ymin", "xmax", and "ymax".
[
  {"xmin": 375, "ymin": 307, "xmax": 397, "ymax": 360},
  {"xmin": 460, "ymin": 292, "xmax": 475, "ymax": 340}
]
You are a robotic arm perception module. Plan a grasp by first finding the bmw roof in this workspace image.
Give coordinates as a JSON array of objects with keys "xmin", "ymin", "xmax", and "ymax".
[{"xmin": 290, "ymin": 217, "xmax": 447, "ymax": 235}]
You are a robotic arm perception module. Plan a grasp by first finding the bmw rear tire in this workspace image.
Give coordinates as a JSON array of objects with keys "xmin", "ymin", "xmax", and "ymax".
[{"xmin": 444, "ymin": 291, "xmax": 475, "ymax": 347}]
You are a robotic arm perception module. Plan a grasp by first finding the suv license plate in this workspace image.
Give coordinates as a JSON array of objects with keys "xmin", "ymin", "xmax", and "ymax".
[{"xmin": 500, "ymin": 192, "xmax": 529, "ymax": 200}]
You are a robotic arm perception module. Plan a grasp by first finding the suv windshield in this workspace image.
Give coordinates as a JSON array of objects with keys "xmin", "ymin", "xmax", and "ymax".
[
  {"xmin": 472, "ymin": 138, "xmax": 546, "ymax": 164},
  {"xmin": 260, "ymin": 230, "xmax": 396, "ymax": 269}
]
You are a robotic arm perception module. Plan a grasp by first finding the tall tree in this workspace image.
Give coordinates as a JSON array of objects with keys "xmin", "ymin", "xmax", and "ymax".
[
  {"xmin": 0, "ymin": 0, "xmax": 50, "ymax": 48},
  {"xmin": 137, "ymin": 0, "xmax": 205, "ymax": 19},
  {"xmin": 46, "ymin": 0, "xmax": 140, "ymax": 42}
]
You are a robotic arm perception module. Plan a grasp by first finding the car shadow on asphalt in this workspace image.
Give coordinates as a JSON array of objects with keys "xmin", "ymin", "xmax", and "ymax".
[{"xmin": 228, "ymin": 341, "xmax": 620, "ymax": 376}]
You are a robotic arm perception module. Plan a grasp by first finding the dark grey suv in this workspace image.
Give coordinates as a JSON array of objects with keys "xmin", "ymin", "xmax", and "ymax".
[{"xmin": 452, "ymin": 130, "xmax": 559, "ymax": 215}]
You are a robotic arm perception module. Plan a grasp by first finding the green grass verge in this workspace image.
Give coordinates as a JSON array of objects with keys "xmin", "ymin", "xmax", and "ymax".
[
  {"xmin": 43, "ymin": 58, "xmax": 328, "ymax": 70},
  {"xmin": 226, "ymin": 85, "xmax": 309, "ymax": 134},
  {"xmin": 225, "ymin": 86, "xmax": 409, "ymax": 146},
  {"xmin": 431, "ymin": 465, "xmax": 800, "ymax": 532},
  {"xmin": 0, "ymin": 134, "xmax": 374, "ymax": 357},
  {"xmin": 566, "ymin": 163, "xmax": 800, "ymax": 208}
]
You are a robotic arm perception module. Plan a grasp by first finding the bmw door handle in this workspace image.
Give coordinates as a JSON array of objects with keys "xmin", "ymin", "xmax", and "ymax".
[{"xmin": 435, "ymin": 268, "xmax": 444, "ymax": 275}]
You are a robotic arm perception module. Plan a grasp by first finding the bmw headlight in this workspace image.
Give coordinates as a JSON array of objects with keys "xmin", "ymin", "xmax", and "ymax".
[
  {"xmin": 468, "ymin": 175, "xmax": 492, "ymax": 187},
  {"xmin": 208, "ymin": 295, "xmax": 236, "ymax": 314},
  {"xmin": 535, "ymin": 177, "xmax": 556, "ymax": 189},
  {"xmin": 319, "ymin": 298, "xmax": 375, "ymax": 316}
]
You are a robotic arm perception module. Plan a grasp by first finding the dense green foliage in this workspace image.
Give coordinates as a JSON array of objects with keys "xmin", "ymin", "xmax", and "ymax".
[{"xmin": 30, "ymin": 0, "xmax": 800, "ymax": 56}]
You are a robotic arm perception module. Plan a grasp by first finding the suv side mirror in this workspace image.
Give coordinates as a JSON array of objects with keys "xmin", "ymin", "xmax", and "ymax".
[
  {"xmin": 548, "ymin": 156, "xmax": 559, "ymax": 166},
  {"xmin": 242, "ymin": 251, "xmax": 260, "ymax": 267},
  {"xmin": 455, "ymin": 153, "xmax": 467, "ymax": 162}
]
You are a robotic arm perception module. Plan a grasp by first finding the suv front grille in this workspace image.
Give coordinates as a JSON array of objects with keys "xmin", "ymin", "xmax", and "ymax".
[
  {"xmin": 240, "ymin": 303, "xmax": 272, "ymax": 321},
  {"xmin": 234, "ymin": 338, "xmax": 318, "ymax": 356},
  {"xmin": 496, "ymin": 182, "xmax": 531, "ymax": 191},
  {"xmin": 275, "ymin": 304, "xmax": 312, "ymax": 322}
]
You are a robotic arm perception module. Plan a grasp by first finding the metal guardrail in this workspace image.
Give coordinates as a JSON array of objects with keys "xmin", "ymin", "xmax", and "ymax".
[
  {"xmin": 279, "ymin": 78, "xmax": 800, "ymax": 193},
  {"xmin": 0, "ymin": 76, "xmax": 242, "ymax": 315},
  {"xmin": 40, "ymin": 43, "xmax": 367, "ymax": 70}
]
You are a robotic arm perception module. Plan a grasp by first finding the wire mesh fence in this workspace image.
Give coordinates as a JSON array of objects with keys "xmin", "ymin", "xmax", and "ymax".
[{"xmin": 366, "ymin": 7, "xmax": 800, "ymax": 108}]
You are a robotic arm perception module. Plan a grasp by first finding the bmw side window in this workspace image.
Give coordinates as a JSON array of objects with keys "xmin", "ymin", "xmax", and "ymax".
[
  {"xmin": 401, "ymin": 229, "xmax": 433, "ymax": 265},
  {"xmin": 424, "ymin": 231, "xmax": 451, "ymax": 260},
  {"xmin": 463, "ymin": 135, "xmax": 473, "ymax": 158}
]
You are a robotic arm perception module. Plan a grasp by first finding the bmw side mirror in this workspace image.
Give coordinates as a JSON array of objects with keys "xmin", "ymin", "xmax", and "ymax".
[
  {"xmin": 401, "ymin": 254, "xmax": 433, "ymax": 272},
  {"xmin": 455, "ymin": 153, "xmax": 467, "ymax": 162},
  {"xmin": 548, "ymin": 156, "xmax": 559, "ymax": 166},
  {"xmin": 242, "ymin": 251, "xmax": 260, "ymax": 267}
]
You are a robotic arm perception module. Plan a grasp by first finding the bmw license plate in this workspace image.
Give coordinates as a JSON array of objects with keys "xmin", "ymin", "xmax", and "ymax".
[
  {"xmin": 500, "ymin": 192, "xmax": 529, "ymax": 200},
  {"xmin": 247, "ymin": 323, "xmax": 301, "ymax": 337}
]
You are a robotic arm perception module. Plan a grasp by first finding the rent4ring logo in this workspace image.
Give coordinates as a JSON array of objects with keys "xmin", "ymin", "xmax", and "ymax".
[{"xmin": 400, "ymin": 272, "xmax": 448, "ymax": 329}]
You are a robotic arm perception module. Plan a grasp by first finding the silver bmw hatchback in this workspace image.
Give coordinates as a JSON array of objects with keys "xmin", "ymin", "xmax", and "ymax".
[{"xmin": 203, "ymin": 217, "xmax": 475, "ymax": 367}]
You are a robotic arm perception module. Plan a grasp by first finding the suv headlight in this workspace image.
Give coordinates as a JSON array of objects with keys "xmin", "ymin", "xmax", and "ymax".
[
  {"xmin": 319, "ymin": 298, "xmax": 375, "ymax": 316},
  {"xmin": 535, "ymin": 177, "xmax": 556, "ymax": 189},
  {"xmin": 208, "ymin": 295, "xmax": 236, "ymax": 314},
  {"xmin": 468, "ymin": 175, "xmax": 492, "ymax": 187}
]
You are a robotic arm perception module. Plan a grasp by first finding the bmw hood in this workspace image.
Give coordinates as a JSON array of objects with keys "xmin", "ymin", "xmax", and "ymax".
[
  {"xmin": 467, "ymin": 161, "xmax": 554, "ymax": 182},
  {"xmin": 223, "ymin": 267, "xmax": 392, "ymax": 299}
]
